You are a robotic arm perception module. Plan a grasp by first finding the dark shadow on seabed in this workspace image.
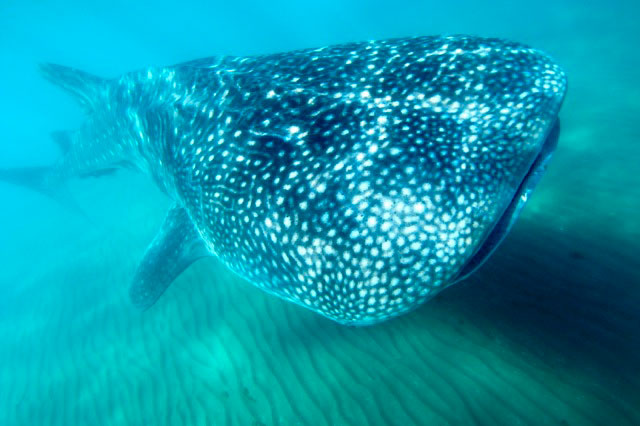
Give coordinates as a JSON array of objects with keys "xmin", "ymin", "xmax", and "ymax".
[
  {"xmin": 423, "ymin": 218, "xmax": 640, "ymax": 407},
  {"xmin": 0, "ymin": 173, "xmax": 639, "ymax": 425},
  {"xmin": 235, "ymin": 210, "xmax": 640, "ymax": 424}
]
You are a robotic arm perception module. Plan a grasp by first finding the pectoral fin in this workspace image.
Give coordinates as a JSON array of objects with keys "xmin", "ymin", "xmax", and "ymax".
[{"xmin": 129, "ymin": 205, "xmax": 209, "ymax": 310}]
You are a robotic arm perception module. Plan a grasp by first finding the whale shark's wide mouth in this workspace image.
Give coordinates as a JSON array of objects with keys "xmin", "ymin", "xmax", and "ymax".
[{"xmin": 454, "ymin": 120, "xmax": 561, "ymax": 282}]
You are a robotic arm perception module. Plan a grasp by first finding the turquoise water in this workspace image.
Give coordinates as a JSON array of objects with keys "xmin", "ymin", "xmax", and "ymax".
[{"xmin": 1, "ymin": 1, "xmax": 639, "ymax": 425}]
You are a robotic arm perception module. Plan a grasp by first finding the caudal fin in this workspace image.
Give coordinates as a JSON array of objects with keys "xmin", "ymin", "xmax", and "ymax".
[
  {"xmin": 0, "ymin": 166, "xmax": 60, "ymax": 198},
  {"xmin": 39, "ymin": 63, "xmax": 106, "ymax": 109},
  {"xmin": 0, "ymin": 166, "xmax": 86, "ymax": 216},
  {"xmin": 1, "ymin": 63, "xmax": 122, "ymax": 217}
]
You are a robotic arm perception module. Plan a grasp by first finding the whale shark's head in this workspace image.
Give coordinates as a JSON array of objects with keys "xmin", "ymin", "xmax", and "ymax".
[
  {"xmin": 425, "ymin": 44, "xmax": 567, "ymax": 284},
  {"xmin": 243, "ymin": 37, "xmax": 568, "ymax": 324},
  {"xmin": 372, "ymin": 42, "xmax": 568, "ymax": 298},
  {"xmin": 453, "ymin": 115, "xmax": 561, "ymax": 283}
]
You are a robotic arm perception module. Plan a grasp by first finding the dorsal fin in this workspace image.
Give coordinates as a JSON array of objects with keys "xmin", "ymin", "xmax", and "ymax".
[
  {"xmin": 129, "ymin": 205, "xmax": 210, "ymax": 310},
  {"xmin": 39, "ymin": 63, "xmax": 105, "ymax": 109}
]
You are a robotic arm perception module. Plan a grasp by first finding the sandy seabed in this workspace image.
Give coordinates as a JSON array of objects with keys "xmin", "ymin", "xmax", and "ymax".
[
  {"xmin": 0, "ymin": 147, "xmax": 638, "ymax": 426},
  {"xmin": 1, "ymin": 10, "xmax": 639, "ymax": 423}
]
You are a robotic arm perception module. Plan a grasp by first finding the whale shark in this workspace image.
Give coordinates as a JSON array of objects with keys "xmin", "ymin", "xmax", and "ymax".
[{"xmin": 0, "ymin": 35, "xmax": 566, "ymax": 325}]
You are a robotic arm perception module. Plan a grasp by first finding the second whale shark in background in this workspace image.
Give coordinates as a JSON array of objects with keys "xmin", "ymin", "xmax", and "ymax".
[{"xmin": 0, "ymin": 35, "xmax": 566, "ymax": 325}]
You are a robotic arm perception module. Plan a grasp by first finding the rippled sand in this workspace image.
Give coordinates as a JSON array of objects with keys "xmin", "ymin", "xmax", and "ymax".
[
  {"xmin": 1, "ymin": 2, "xmax": 639, "ymax": 422},
  {"xmin": 0, "ymin": 155, "xmax": 638, "ymax": 425}
]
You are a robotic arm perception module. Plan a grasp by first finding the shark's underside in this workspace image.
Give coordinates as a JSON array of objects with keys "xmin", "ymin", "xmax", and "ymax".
[{"xmin": 1, "ymin": 35, "xmax": 566, "ymax": 325}]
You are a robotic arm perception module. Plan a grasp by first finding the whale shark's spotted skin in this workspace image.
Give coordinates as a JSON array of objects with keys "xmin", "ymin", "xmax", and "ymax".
[{"xmin": 3, "ymin": 36, "xmax": 567, "ymax": 325}]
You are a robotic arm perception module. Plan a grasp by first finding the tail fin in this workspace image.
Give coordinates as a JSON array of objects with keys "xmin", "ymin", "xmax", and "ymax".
[
  {"xmin": 39, "ymin": 63, "xmax": 106, "ymax": 109},
  {"xmin": 0, "ymin": 166, "xmax": 59, "ymax": 197},
  {"xmin": 0, "ymin": 166, "xmax": 87, "ymax": 217},
  {"xmin": 1, "ymin": 64, "xmax": 122, "ymax": 218}
]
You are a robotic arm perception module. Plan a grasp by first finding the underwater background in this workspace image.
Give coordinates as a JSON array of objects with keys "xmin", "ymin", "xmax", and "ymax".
[{"xmin": 0, "ymin": 0, "xmax": 639, "ymax": 425}]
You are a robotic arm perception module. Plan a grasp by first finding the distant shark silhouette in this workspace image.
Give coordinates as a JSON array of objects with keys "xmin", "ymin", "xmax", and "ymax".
[{"xmin": 0, "ymin": 36, "xmax": 566, "ymax": 325}]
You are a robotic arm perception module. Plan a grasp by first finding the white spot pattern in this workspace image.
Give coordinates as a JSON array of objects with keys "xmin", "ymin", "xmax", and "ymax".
[{"xmin": 128, "ymin": 35, "xmax": 566, "ymax": 324}]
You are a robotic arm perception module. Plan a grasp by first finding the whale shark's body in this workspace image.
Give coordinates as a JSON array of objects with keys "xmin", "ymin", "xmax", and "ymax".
[{"xmin": 1, "ymin": 36, "xmax": 566, "ymax": 325}]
